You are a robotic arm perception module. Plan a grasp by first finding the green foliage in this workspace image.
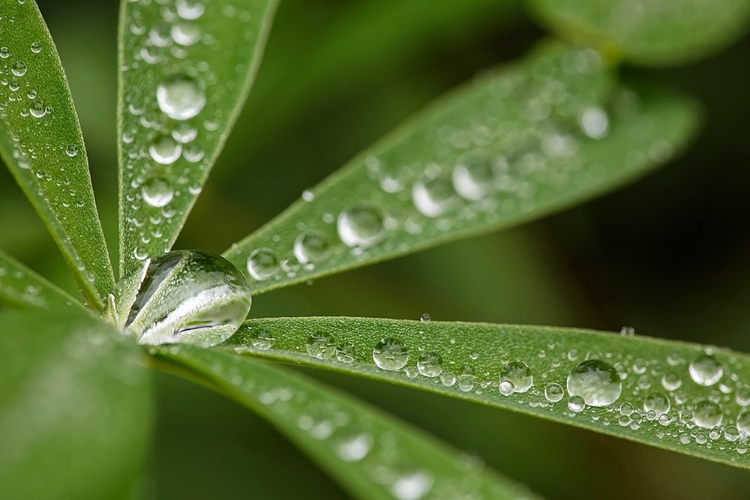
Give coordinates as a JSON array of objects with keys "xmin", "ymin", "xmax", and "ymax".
[
  {"xmin": 527, "ymin": 0, "xmax": 750, "ymax": 65},
  {"xmin": 0, "ymin": 1, "xmax": 114, "ymax": 309},
  {"xmin": 0, "ymin": 250, "xmax": 80, "ymax": 311},
  {"xmin": 227, "ymin": 317, "xmax": 750, "ymax": 469},
  {"xmin": 158, "ymin": 345, "xmax": 541, "ymax": 500},
  {"xmin": 0, "ymin": 310, "xmax": 151, "ymax": 500}
]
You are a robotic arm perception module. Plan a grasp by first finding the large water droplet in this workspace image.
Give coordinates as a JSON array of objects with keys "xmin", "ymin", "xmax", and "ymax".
[
  {"xmin": 412, "ymin": 174, "xmax": 456, "ymax": 217},
  {"xmin": 156, "ymin": 74, "xmax": 206, "ymax": 120},
  {"xmin": 417, "ymin": 352, "xmax": 443, "ymax": 377},
  {"xmin": 693, "ymin": 400, "xmax": 723, "ymax": 429},
  {"xmin": 499, "ymin": 361, "xmax": 533, "ymax": 393},
  {"xmin": 688, "ymin": 355, "xmax": 723, "ymax": 386},
  {"xmin": 126, "ymin": 250, "xmax": 252, "ymax": 347},
  {"xmin": 566, "ymin": 359, "xmax": 622, "ymax": 407},
  {"xmin": 247, "ymin": 248, "xmax": 278, "ymax": 280},
  {"xmin": 142, "ymin": 177, "xmax": 174, "ymax": 207},
  {"xmin": 372, "ymin": 338, "xmax": 409, "ymax": 371},
  {"xmin": 337, "ymin": 205, "xmax": 384, "ymax": 247}
]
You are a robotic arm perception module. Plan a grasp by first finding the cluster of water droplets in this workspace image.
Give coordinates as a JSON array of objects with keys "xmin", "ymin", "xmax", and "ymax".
[
  {"xmin": 0, "ymin": 263, "xmax": 48, "ymax": 306},
  {"xmin": 240, "ymin": 46, "xmax": 675, "ymax": 289},
  {"xmin": 120, "ymin": 0, "xmax": 257, "ymax": 271},
  {"xmin": 231, "ymin": 321, "xmax": 750, "ymax": 462}
]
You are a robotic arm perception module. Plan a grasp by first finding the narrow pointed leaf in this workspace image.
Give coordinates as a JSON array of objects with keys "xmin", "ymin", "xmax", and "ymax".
[
  {"xmin": 527, "ymin": 0, "xmax": 750, "ymax": 66},
  {"xmin": 226, "ymin": 317, "xmax": 750, "ymax": 470},
  {"xmin": 156, "ymin": 345, "xmax": 542, "ymax": 500},
  {"xmin": 0, "ymin": 0, "xmax": 115, "ymax": 310},
  {"xmin": 0, "ymin": 310, "xmax": 152, "ymax": 500},
  {"xmin": 117, "ymin": 0, "xmax": 279, "ymax": 283},
  {"xmin": 0, "ymin": 249, "xmax": 82, "ymax": 311},
  {"xmin": 224, "ymin": 44, "xmax": 700, "ymax": 295}
]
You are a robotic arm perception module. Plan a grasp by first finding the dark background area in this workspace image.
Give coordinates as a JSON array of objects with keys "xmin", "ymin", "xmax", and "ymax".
[{"xmin": 2, "ymin": 0, "xmax": 750, "ymax": 498}]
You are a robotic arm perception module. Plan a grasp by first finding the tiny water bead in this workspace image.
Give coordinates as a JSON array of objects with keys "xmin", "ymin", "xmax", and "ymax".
[
  {"xmin": 293, "ymin": 231, "xmax": 329, "ymax": 264},
  {"xmin": 417, "ymin": 352, "xmax": 443, "ymax": 377},
  {"xmin": 499, "ymin": 361, "xmax": 533, "ymax": 393},
  {"xmin": 372, "ymin": 338, "xmax": 409, "ymax": 371},
  {"xmin": 306, "ymin": 332, "xmax": 336, "ymax": 360},
  {"xmin": 693, "ymin": 400, "xmax": 723, "ymax": 429},
  {"xmin": 156, "ymin": 74, "xmax": 206, "ymax": 120},
  {"xmin": 337, "ymin": 205, "xmax": 384, "ymax": 248},
  {"xmin": 126, "ymin": 250, "xmax": 252, "ymax": 347},
  {"xmin": 247, "ymin": 248, "xmax": 279, "ymax": 280},
  {"xmin": 142, "ymin": 177, "xmax": 174, "ymax": 207},
  {"xmin": 689, "ymin": 354, "xmax": 723, "ymax": 386},
  {"xmin": 566, "ymin": 359, "xmax": 622, "ymax": 407},
  {"xmin": 544, "ymin": 383, "xmax": 564, "ymax": 403}
]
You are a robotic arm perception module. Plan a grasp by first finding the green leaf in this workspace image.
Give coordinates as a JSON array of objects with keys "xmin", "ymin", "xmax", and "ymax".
[
  {"xmin": 0, "ymin": 249, "xmax": 81, "ymax": 311},
  {"xmin": 117, "ymin": 0, "xmax": 279, "ymax": 282},
  {"xmin": 0, "ymin": 0, "xmax": 115, "ymax": 310},
  {"xmin": 526, "ymin": 0, "xmax": 750, "ymax": 66},
  {"xmin": 0, "ymin": 309, "xmax": 152, "ymax": 500},
  {"xmin": 226, "ymin": 316, "xmax": 750, "ymax": 470},
  {"xmin": 155, "ymin": 345, "xmax": 542, "ymax": 500},
  {"xmin": 224, "ymin": 43, "xmax": 700, "ymax": 295}
]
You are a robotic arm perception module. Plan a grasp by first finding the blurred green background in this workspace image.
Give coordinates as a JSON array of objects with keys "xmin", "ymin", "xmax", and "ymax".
[{"xmin": 2, "ymin": 0, "xmax": 749, "ymax": 498}]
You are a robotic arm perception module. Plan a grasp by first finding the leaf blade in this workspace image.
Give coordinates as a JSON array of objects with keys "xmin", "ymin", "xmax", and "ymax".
[
  {"xmin": 117, "ymin": 0, "xmax": 279, "ymax": 281},
  {"xmin": 224, "ymin": 43, "xmax": 700, "ymax": 295},
  {"xmin": 156, "ymin": 345, "xmax": 542, "ymax": 500},
  {"xmin": 226, "ymin": 316, "xmax": 750, "ymax": 469},
  {"xmin": 0, "ymin": 249, "xmax": 82, "ymax": 311},
  {"xmin": 0, "ymin": 309, "xmax": 152, "ymax": 500},
  {"xmin": 0, "ymin": 0, "xmax": 115, "ymax": 309}
]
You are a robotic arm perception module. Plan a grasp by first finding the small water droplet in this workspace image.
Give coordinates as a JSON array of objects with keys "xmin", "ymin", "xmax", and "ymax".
[
  {"xmin": 499, "ymin": 380, "xmax": 514, "ymax": 396},
  {"xmin": 643, "ymin": 392, "xmax": 670, "ymax": 416},
  {"xmin": 176, "ymin": 0, "xmax": 205, "ymax": 20},
  {"xmin": 689, "ymin": 355, "xmax": 723, "ymax": 386},
  {"xmin": 142, "ymin": 177, "xmax": 174, "ymax": 207},
  {"xmin": 417, "ymin": 352, "xmax": 442, "ymax": 377},
  {"xmin": 737, "ymin": 410, "xmax": 750, "ymax": 436},
  {"xmin": 419, "ymin": 313, "xmax": 431, "ymax": 322},
  {"xmin": 412, "ymin": 174, "xmax": 456, "ymax": 217},
  {"xmin": 337, "ymin": 205, "xmax": 384, "ymax": 248},
  {"xmin": 452, "ymin": 151, "xmax": 496, "ymax": 200},
  {"xmin": 11, "ymin": 61, "xmax": 27, "ymax": 77},
  {"xmin": 440, "ymin": 371, "xmax": 456, "ymax": 387},
  {"xmin": 127, "ymin": 250, "xmax": 252, "ymax": 347},
  {"xmin": 248, "ymin": 328, "xmax": 274, "ymax": 350},
  {"xmin": 499, "ymin": 361, "xmax": 533, "ymax": 393},
  {"xmin": 172, "ymin": 122, "xmax": 198, "ymax": 143},
  {"xmin": 567, "ymin": 359, "xmax": 622, "ymax": 407},
  {"xmin": 65, "ymin": 144, "xmax": 78, "ymax": 157},
  {"xmin": 247, "ymin": 248, "xmax": 278, "ymax": 280},
  {"xmin": 157, "ymin": 74, "xmax": 206, "ymax": 120},
  {"xmin": 661, "ymin": 372, "xmax": 682, "ymax": 391},
  {"xmin": 568, "ymin": 395, "xmax": 585, "ymax": 412},
  {"xmin": 293, "ymin": 231, "xmax": 329, "ymax": 264},
  {"xmin": 306, "ymin": 332, "xmax": 336, "ymax": 360},
  {"xmin": 373, "ymin": 338, "xmax": 409, "ymax": 371},
  {"xmin": 335, "ymin": 343, "xmax": 356, "ymax": 364},
  {"xmin": 334, "ymin": 429, "xmax": 372, "ymax": 462},
  {"xmin": 545, "ymin": 383, "xmax": 564, "ymax": 402},
  {"xmin": 29, "ymin": 101, "xmax": 47, "ymax": 118},
  {"xmin": 30, "ymin": 42, "xmax": 42, "ymax": 54},
  {"xmin": 0, "ymin": 47, "xmax": 10, "ymax": 59},
  {"xmin": 171, "ymin": 22, "xmax": 201, "ymax": 46},
  {"xmin": 579, "ymin": 106, "xmax": 609, "ymax": 139},
  {"xmin": 149, "ymin": 135, "xmax": 182, "ymax": 164},
  {"xmin": 693, "ymin": 400, "xmax": 723, "ymax": 429},
  {"xmin": 735, "ymin": 386, "xmax": 750, "ymax": 407}
]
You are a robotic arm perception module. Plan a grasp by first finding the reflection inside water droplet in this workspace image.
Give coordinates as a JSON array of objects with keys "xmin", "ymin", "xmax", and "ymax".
[{"xmin": 566, "ymin": 359, "xmax": 621, "ymax": 407}]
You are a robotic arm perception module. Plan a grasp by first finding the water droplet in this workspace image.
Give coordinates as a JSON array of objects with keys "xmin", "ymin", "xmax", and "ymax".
[
  {"xmin": 412, "ymin": 174, "xmax": 456, "ymax": 217},
  {"xmin": 405, "ymin": 352, "xmax": 438, "ymax": 379},
  {"xmin": 306, "ymin": 332, "xmax": 336, "ymax": 360},
  {"xmin": 172, "ymin": 123, "xmax": 198, "ymax": 143},
  {"xmin": 567, "ymin": 360, "xmax": 622, "ymax": 407},
  {"xmin": 65, "ymin": 144, "xmax": 78, "ymax": 157},
  {"xmin": 335, "ymin": 343, "xmax": 356, "ymax": 364},
  {"xmin": 440, "ymin": 371, "xmax": 456, "ymax": 387},
  {"xmin": 372, "ymin": 338, "xmax": 409, "ymax": 371},
  {"xmin": 293, "ymin": 231, "xmax": 329, "ymax": 264},
  {"xmin": 337, "ymin": 205, "xmax": 384, "ymax": 247},
  {"xmin": 246, "ymin": 248, "xmax": 278, "ymax": 280},
  {"xmin": 390, "ymin": 470, "xmax": 433, "ymax": 500},
  {"xmin": 689, "ymin": 355, "xmax": 723, "ymax": 386},
  {"xmin": 126, "ymin": 250, "xmax": 252, "ymax": 347},
  {"xmin": 171, "ymin": 23, "xmax": 201, "ymax": 46},
  {"xmin": 452, "ymin": 151, "xmax": 496, "ymax": 200},
  {"xmin": 568, "ymin": 395, "xmax": 585, "ymax": 412},
  {"xmin": 661, "ymin": 372, "xmax": 682, "ymax": 391},
  {"xmin": 737, "ymin": 410, "xmax": 750, "ymax": 436},
  {"xmin": 0, "ymin": 47, "xmax": 10, "ymax": 59},
  {"xmin": 545, "ymin": 383, "xmax": 564, "ymax": 402},
  {"xmin": 619, "ymin": 326, "xmax": 635, "ymax": 336},
  {"xmin": 334, "ymin": 429, "xmax": 372, "ymax": 462},
  {"xmin": 499, "ymin": 379, "xmax": 515, "ymax": 396},
  {"xmin": 156, "ymin": 74, "xmax": 206, "ymax": 120},
  {"xmin": 499, "ymin": 361, "xmax": 533, "ymax": 393},
  {"xmin": 643, "ymin": 392, "xmax": 670, "ymax": 416},
  {"xmin": 30, "ymin": 42, "xmax": 42, "ymax": 54},
  {"xmin": 142, "ymin": 177, "xmax": 174, "ymax": 207},
  {"xmin": 149, "ymin": 135, "xmax": 182, "ymax": 164},
  {"xmin": 419, "ymin": 313, "xmax": 431, "ymax": 322},
  {"xmin": 248, "ymin": 328, "xmax": 273, "ymax": 350},
  {"xmin": 176, "ymin": 0, "xmax": 205, "ymax": 20},
  {"xmin": 11, "ymin": 61, "xmax": 27, "ymax": 77},
  {"xmin": 736, "ymin": 386, "xmax": 750, "ymax": 406},
  {"xmin": 579, "ymin": 107, "xmax": 609, "ymax": 139},
  {"xmin": 183, "ymin": 143, "xmax": 205, "ymax": 163},
  {"xmin": 693, "ymin": 400, "xmax": 723, "ymax": 429},
  {"xmin": 29, "ymin": 101, "xmax": 47, "ymax": 118}
]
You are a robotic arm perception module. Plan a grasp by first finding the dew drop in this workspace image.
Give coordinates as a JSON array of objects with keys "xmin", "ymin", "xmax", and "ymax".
[
  {"xmin": 0, "ymin": 47, "xmax": 10, "ymax": 59},
  {"xmin": 156, "ymin": 74, "xmax": 206, "ymax": 120},
  {"xmin": 142, "ymin": 177, "xmax": 174, "ymax": 207},
  {"xmin": 689, "ymin": 355, "xmax": 723, "ymax": 386},
  {"xmin": 390, "ymin": 471, "xmax": 433, "ymax": 500},
  {"xmin": 452, "ymin": 151, "xmax": 496, "ymax": 200},
  {"xmin": 568, "ymin": 395, "xmax": 585, "ymax": 412},
  {"xmin": 172, "ymin": 122, "xmax": 198, "ymax": 143},
  {"xmin": 334, "ymin": 430, "xmax": 373, "ymax": 462},
  {"xmin": 306, "ymin": 331, "xmax": 336, "ymax": 360},
  {"xmin": 337, "ymin": 205, "xmax": 384, "ymax": 247},
  {"xmin": 11, "ymin": 61, "xmax": 27, "ymax": 77},
  {"xmin": 65, "ymin": 144, "xmax": 78, "ymax": 157},
  {"xmin": 149, "ymin": 135, "xmax": 182, "ymax": 164},
  {"xmin": 693, "ymin": 400, "xmax": 723, "ymax": 429},
  {"xmin": 737, "ymin": 410, "xmax": 750, "ymax": 436},
  {"xmin": 176, "ymin": 0, "xmax": 205, "ymax": 20},
  {"xmin": 247, "ymin": 328, "xmax": 274, "ymax": 350},
  {"xmin": 661, "ymin": 372, "xmax": 682, "ymax": 391},
  {"xmin": 293, "ymin": 231, "xmax": 329, "ymax": 264},
  {"xmin": 126, "ymin": 250, "xmax": 252, "ymax": 347},
  {"xmin": 171, "ymin": 23, "xmax": 201, "ymax": 46},
  {"xmin": 579, "ymin": 106, "xmax": 609, "ymax": 139},
  {"xmin": 499, "ymin": 361, "xmax": 533, "ymax": 393},
  {"xmin": 440, "ymin": 371, "xmax": 456, "ymax": 387},
  {"xmin": 30, "ymin": 42, "xmax": 42, "ymax": 54},
  {"xmin": 417, "ymin": 352, "xmax": 442, "ymax": 377},
  {"xmin": 544, "ymin": 383, "xmax": 564, "ymax": 403},
  {"xmin": 736, "ymin": 386, "xmax": 750, "ymax": 407},
  {"xmin": 335, "ymin": 342, "xmax": 356, "ymax": 364},
  {"xmin": 373, "ymin": 338, "xmax": 409, "ymax": 371},
  {"xmin": 29, "ymin": 101, "xmax": 47, "ymax": 118},
  {"xmin": 643, "ymin": 392, "xmax": 670, "ymax": 416},
  {"xmin": 566, "ymin": 359, "xmax": 622, "ymax": 407},
  {"xmin": 247, "ymin": 248, "xmax": 278, "ymax": 280},
  {"xmin": 499, "ymin": 380, "xmax": 514, "ymax": 396},
  {"xmin": 412, "ymin": 174, "xmax": 456, "ymax": 217}
]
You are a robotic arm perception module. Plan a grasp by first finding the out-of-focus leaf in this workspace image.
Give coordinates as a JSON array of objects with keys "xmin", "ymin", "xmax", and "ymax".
[
  {"xmin": 0, "ymin": 0, "xmax": 115, "ymax": 310},
  {"xmin": 224, "ymin": 43, "xmax": 700, "ymax": 295},
  {"xmin": 527, "ymin": 0, "xmax": 750, "ymax": 66},
  {"xmin": 156, "ymin": 345, "xmax": 542, "ymax": 500},
  {"xmin": 0, "ymin": 249, "xmax": 80, "ymax": 311},
  {"xmin": 227, "ymin": 316, "xmax": 750, "ymax": 470},
  {"xmin": 0, "ymin": 310, "xmax": 152, "ymax": 500}
]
